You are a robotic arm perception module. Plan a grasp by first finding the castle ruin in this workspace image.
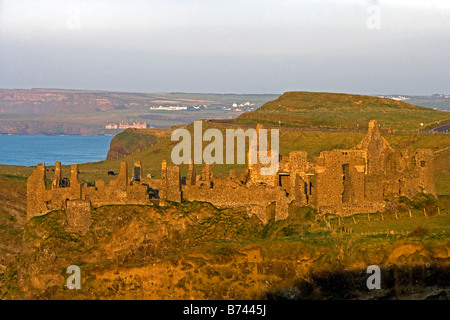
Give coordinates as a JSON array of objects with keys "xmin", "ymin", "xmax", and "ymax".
[{"xmin": 27, "ymin": 121, "xmax": 437, "ymax": 228}]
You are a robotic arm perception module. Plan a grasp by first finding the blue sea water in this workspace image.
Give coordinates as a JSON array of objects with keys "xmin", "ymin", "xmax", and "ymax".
[{"xmin": 0, "ymin": 135, "xmax": 113, "ymax": 167}]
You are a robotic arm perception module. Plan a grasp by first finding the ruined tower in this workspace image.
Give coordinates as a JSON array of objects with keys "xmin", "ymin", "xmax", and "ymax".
[
  {"xmin": 356, "ymin": 120, "xmax": 393, "ymax": 175},
  {"xmin": 110, "ymin": 161, "xmax": 128, "ymax": 191},
  {"xmin": 27, "ymin": 163, "xmax": 49, "ymax": 220},
  {"xmin": 132, "ymin": 161, "xmax": 143, "ymax": 183},
  {"xmin": 52, "ymin": 161, "xmax": 62, "ymax": 188},
  {"xmin": 159, "ymin": 160, "xmax": 182, "ymax": 202},
  {"xmin": 247, "ymin": 124, "xmax": 279, "ymax": 187},
  {"xmin": 187, "ymin": 161, "xmax": 196, "ymax": 185},
  {"xmin": 69, "ymin": 164, "xmax": 82, "ymax": 199}
]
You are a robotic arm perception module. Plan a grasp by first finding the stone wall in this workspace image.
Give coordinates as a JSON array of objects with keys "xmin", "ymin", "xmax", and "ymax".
[
  {"xmin": 26, "ymin": 120, "xmax": 438, "ymax": 227},
  {"xmin": 27, "ymin": 162, "xmax": 153, "ymax": 223},
  {"xmin": 26, "ymin": 163, "xmax": 51, "ymax": 221},
  {"xmin": 66, "ymin": 200, "xmax": 91, "ymax": 235}
]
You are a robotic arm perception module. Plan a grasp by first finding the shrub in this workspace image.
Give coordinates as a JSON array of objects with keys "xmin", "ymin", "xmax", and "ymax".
[
  {"xmin": 397, "ymin": 196, "xmax": 412, "ymax": 211},
  {"xmin": 412, "ymin": 193, "xmax": 438, "ymax": 215},
  {"xmin": 407, "ymin": 226, "xmax": 429, "ymax": 238}
]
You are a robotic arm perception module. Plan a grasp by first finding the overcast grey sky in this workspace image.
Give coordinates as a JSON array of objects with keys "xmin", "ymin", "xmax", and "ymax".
[{"xmin": 0, "ymin": 0, "xmax": 449, "ymax": 94}]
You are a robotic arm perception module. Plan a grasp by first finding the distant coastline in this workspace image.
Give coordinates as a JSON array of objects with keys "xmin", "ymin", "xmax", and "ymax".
[{"xmin": 0, "ymin": 89, "xmax": 278, "ymax": 136}]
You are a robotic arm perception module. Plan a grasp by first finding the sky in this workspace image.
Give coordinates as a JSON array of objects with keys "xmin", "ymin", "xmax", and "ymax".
[{"xmin": 0, "ymin": 0, "xmax": 449, "ymax": 95}]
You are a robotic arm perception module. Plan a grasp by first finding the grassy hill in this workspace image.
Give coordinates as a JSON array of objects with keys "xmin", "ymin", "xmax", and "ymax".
[
  {"xmin": 106, "ymin": 128, "xmax": 173, "ymax": 160},
  {"xmin": 0, "ymin": 174, "xmax": 27, "ymax": 275},
  {"xmin": 235, "ymin": 91, "xmax": 450, "ymax": 131}
]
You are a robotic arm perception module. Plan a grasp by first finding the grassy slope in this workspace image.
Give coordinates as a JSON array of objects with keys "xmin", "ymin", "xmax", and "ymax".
[
  {"xmin": 106, "ymin": 128, "xmax": 173, "ymax": 160},
  {"xmin": 235, "ymin": 91, "xmax": 450, "ymax": 131},
  {"xmin": 0, "ymin": 174, "xmax": 27, "ymax": 274}
]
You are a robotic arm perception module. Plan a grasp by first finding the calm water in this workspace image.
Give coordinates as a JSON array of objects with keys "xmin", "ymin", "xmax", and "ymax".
[{"xmin": 0, "ymin": 135, "xmax": 113, "ymax": 167}]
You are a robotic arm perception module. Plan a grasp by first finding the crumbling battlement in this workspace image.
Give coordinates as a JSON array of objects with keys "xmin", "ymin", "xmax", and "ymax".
[
  {"xmin": 27, "ymin": 120, "xmax": 437, "ymax": 227},
  {"xmin": 27, "ymin": 161, "xmax": 155, "ymax": 223}
]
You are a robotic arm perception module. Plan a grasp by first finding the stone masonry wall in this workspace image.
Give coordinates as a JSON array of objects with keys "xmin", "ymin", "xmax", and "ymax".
[
  {"xmin": 66, "ymin": 200, "xmax": 91, "ymax": 235},
  {"xmin": 26, "ymin": 120, "xmax": 438, "ymax": 226}
]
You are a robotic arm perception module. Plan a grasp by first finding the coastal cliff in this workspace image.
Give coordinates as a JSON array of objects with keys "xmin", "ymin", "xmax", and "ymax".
[
  {"xmin": 1, "ymin": 200, "xmax": 449, "ymax": 300},
  {"xmin": 106, "ymin": 128, "xmax": 172, "ymax": 160}
]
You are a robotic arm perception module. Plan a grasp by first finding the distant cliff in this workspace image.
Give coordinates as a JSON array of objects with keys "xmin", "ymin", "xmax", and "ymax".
[
  {"xmin": 0, "ymin": 88, "xmax": 274, "ymax": 135},
  {"xmin": 0, "ymin": 120, "xmax": 106, "ymax": 135},
  {"xmin": 0, "ymin": 88, "xmax": 132, "ymax": 114}
]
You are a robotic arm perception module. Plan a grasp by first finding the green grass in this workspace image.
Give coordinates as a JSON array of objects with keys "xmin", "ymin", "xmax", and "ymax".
[
  {"xmin": 113, "ymin": 129, "xmax": 159, "ymax": 151},
  {"xmin": 235, "ymin": 91, "xmax": 450, "ymax": 131},
  {"xmin": 327, "ymin": 210, "xmax": 450, "ymax": 235}
]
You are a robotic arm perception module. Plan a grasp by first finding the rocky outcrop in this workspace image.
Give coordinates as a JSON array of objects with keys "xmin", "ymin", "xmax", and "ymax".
[
  {"xmin": 106, "ymin": 128, "xmax": 171, "ymax": 160},
  {"xmin": 1, "ymin": 200, "xmax": 449, "ymax": 300}
]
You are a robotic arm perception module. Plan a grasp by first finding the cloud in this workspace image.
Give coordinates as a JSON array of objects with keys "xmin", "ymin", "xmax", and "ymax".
[{"xmin": 0, "ymin": 0, "xmax": 448, "ymax": 93}]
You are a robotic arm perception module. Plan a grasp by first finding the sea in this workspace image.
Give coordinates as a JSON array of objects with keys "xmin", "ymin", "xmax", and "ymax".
[{"xmin": 0, "ymin": 134, "xmax": 114, "ymax": 167}]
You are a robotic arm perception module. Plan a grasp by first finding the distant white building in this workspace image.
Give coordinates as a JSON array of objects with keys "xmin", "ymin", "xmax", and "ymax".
[
  {"xmin": 232, "ymin": 101, "xmax": 254, "ymax": 108},
  {"xmin": 106, "ymin": 122, "xmax": 148, "ymax": 129},
  {"xmin": 390, "ymin": 96, "xmax": 409, "ymax": 101},
  {"xmin": 118, "ymin": 121, "xmax": 147, "ymax": 129},
  {"xmin": 150, "ymin": 105, "xmax": 187, "ymax": 110}
]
